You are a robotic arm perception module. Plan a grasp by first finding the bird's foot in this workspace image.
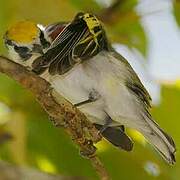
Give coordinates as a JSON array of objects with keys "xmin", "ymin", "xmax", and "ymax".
[{"xmin": 74, "ymin": 89, "xmax": 101, "ymax": 107}]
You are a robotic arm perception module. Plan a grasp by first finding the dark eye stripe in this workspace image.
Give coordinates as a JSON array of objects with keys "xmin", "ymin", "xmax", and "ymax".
[
  {"xmin": 14, "ymin": 46, "xmax": 32, "ymax": 60},
  {"xmin": 14, "ymin": 45, "xmax": 29, "ymax": 53},
  {"xmin": 19, "ymin": 53, "xmax": 32, "ymax": 60}
]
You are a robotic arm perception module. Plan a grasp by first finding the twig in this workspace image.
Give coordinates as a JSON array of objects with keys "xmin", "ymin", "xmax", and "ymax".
[
  {"xmin": 89, "ymin": 155, "xmax": 110, "ymax": 180},
  {"xmin": 0, "ymin": 55, "xmax": 110, "ymax": 180}
]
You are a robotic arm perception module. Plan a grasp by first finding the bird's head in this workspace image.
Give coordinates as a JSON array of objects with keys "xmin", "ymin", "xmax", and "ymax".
[{"xmin": 4, "ymin": 21, "xmax": 51, "ymax": 67}]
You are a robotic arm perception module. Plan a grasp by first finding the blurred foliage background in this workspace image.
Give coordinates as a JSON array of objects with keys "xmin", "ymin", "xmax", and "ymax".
[{"xmin": 0, "ymin": 0, "xmax": 180, "ymax": 179}]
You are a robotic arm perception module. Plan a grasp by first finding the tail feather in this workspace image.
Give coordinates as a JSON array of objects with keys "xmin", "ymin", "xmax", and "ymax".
[
  {"xmin": 94, "ymin": 124, "xmax": 133, "ymax": 151},
  {"xmin": 140, "ymin": 117, "xmax": 176, "ymax": 164}
]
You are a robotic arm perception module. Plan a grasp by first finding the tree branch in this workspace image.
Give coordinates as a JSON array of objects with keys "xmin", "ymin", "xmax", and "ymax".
[{"xmin": 0, "ymin": 55, "xmax": 110, "ymax": 180}]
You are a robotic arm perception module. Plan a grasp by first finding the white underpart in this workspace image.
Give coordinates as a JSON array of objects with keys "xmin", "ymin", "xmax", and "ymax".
[
  {"xmin": 45, "ymin": 51, "xmax": 149, "ymax": 129},
  {"xmin": 47, "ymin": 51, "xmax": 175, "ymax": 163}
]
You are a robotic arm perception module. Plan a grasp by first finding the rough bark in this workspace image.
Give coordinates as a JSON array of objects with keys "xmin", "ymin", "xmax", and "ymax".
[{"xmin": 0, "ymin": 56, "xmax": 110, "ymax": 180}]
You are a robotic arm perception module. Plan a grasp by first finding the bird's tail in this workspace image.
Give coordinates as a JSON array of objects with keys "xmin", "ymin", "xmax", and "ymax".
[
  {"xmin": 140, "ymin": 118, "xmax": 176, "ymax": 164},
  {"xmin": 94, "ymin": 124, "xmax": 133, "ymax": 151}
]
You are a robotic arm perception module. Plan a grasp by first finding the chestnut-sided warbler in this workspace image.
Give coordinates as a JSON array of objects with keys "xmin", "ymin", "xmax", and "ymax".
[{"xmin": 4, "ymin": 13, "xmax": 176, "ymax": 164}]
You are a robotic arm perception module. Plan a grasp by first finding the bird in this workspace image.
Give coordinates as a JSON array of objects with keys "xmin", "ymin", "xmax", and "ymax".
[
  {"xmin": 4, "ymin": 12, "xmax": 176, "ymax": 164},
  {"xmin": 4, "ymin": 19, "xmax": 133, "ymax": 152}
]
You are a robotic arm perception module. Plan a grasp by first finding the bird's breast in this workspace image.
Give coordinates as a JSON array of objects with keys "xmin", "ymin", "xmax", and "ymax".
[
  {"xmin": 48, "ymin": 63, "xmax": 106, "ymax": 123},
  {"xmin": 49, "ymin": 64, "xmax": 97, "ymax": 103}
]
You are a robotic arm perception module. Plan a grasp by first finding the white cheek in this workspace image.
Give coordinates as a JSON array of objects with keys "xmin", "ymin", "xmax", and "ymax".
[
  {"xmin": 8, "ymin": 46, "xmax": 22, "ymax": 64},
  {"xmin": 7, "ymin": 45, "xmax": 40, "ymax": 69}
]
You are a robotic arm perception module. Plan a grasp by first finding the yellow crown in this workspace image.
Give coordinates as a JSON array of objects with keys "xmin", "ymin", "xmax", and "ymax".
[{"xmin": 6, "ymin": 21, "xmax": 40, "ymax": 44}]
